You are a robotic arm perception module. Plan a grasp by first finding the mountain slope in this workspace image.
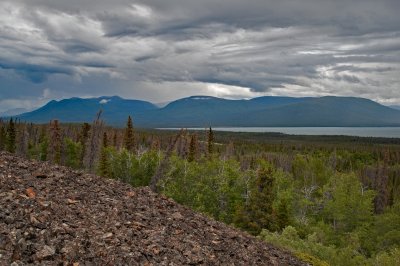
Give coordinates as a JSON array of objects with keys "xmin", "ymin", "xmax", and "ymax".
[
  {"xmin": 15, "ymin": 95, "xmax": 400, "ymax": 127},
  {"xmin": 135, "ymin": 96, "xmax": 400, "ymax": 127},
  {"xmin": 0, "ymin": 108, "xmax": 30, "ymax": 117},
  {"xmin": 18, "ymin": 96, "xmax": 157, "ymax": 125},
  {"xmin": 0, "ymin": 152, "xmax": 305, "ymax": 265},
  {"xmin": 236, "ymin": 97, "xmax": 400, "ymax": 127}
]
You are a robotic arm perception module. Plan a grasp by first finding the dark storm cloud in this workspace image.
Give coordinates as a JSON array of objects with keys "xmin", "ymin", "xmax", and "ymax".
[
  {"xmin": 0, "ymin": 59, "xmax": 73, "ymax": 83},
  {"xmin": 0, "ymin": 0, "xmax": 400, "ymax": 111}
]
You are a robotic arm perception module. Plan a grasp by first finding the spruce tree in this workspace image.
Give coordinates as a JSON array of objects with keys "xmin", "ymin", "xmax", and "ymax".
[
  {"xmin": 207, "ymin": 127, "xmax": 214, "ymax": 157},
  {"xmin": 102, "ymin": 131, "xmax": 108, "ymax": 147},
  {"xmin": 6, "ymin": 118, "xmax": 16, "ymax": 153},
  {"xmin": 0, "ymin": 124, "xmax": 6, "ymax": 151},
  {"xmin": 98, "ymin": 132, "xmax": 110, "ymax": 177},
  {"xmin": 78, "ymin": 123, "xmax": 91, "ymax": 166},
  {"xmin": 64, "ymin": 138, "xmax": 82, "ymax": 169},
  {"xmin": 188, "ymin": 134, "xmax": 198, "ymax": 162},
  {"xmin": 50, "ymin": 120, "xmax": 61, "ymax": 164},
  {"xmin": 276, "ymin": 198, "xmax": 290, "ymax": 231},
  {"xmin": 124, "ymin": 116, "xmax": 135, "ymax": 152},
  {"xmin": 235, "ymin": 163, "xmax": 277, "ymax": 235}
]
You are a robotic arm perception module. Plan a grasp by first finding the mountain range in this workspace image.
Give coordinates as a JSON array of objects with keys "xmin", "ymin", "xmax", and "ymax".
[
  {"xmin": 8, "ymin": 95, "xmax": 400, "ymax": 127},
  {"xmin": 0, "ymin": 108, "xmax": 30, "ymax": 117}
]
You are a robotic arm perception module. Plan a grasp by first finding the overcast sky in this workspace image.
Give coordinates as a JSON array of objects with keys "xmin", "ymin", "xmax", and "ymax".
[{"xmin": 0, "ymin": 0, "xmax": 399, "ymax": 111}]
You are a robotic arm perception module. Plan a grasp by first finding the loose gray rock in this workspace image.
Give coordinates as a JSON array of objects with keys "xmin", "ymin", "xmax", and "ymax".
[
  {"xmin": 0, "ymin": 152, "xmax": 307, "ymax": 265},
  {"xmin": 35, "ymin": 245, "xmax": 55, "ymax": 260}
]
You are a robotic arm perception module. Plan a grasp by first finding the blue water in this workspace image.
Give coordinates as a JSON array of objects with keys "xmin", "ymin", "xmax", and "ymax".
[{"xmin": 161, "ymin": 127, "xmax": 400, "ymax": 138}]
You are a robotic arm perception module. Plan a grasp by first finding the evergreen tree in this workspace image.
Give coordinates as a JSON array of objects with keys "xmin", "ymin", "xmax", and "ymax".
[
  {"xmin": 78, "ymin": 123, "xmax": 91, "ymax": 166},
  {"xmin": 64, "ymin": 138, "xmax": 82, "ymax": 169},
  {"xmin": 103, "ymin": 131, "xmax": 108, "ymax": 147},
  {"xmin": 207, "ymin": 127, "xmax": 214, "ymax": 157},
  {"xmin": 6, "ymin": 118, "xmax": 16, "ymax": 153},
  {"xmin": 49, "ymin": 120, "xmax": 61, "ymax": 164},
  {"xmin": 98, "ymin": 132, "xmax": 110, "ymax": 177},
  {"xmin": 235, "ymin": 162, "xmax": 277, "ymax": 235},
  {"xmin": 276, "ymin": 198, "xmax": 291, "ymax": 231},
  {"xmin": 0, "ymin": 124, "xmax": 6, "ymax": 151},
  {"xmin": 16, "ymin": 122, "xmax": 29, "ymax": 156},
  {"xmin": 188, "ymin": 134, "xmax": 198, "ymax": 162},
  {"xmin": 124, "ymin": 116, "xmax": 135, "ymax": 152}
]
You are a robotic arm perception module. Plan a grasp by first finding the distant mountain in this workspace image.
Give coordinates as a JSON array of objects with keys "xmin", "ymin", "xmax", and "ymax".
[
  {"xmin": 18, "ymin": 96, "xmax": 157, "ymax": 125},
  {"xmin": 133, "ymin": 96, "xmax": 400, "ymax": 127},
  {"xmin": 389, "ymin": 105, "xmax": 400, "ymax": 111},
  {"xmin": 16, "ymin": 95, "xmax": 400, "ymax": 127},
  {"xmin": 0, "ymin": 108, "xmax": 30, "ymax": 117},
  {"xmin": 133, "ymin": 96, "xmax": 310, "ymax": 127}
]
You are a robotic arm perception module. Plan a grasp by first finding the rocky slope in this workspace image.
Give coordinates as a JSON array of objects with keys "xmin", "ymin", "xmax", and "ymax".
[{"xmin": 0, "ymin": 152, "xmax": 306, "ymax": 265}]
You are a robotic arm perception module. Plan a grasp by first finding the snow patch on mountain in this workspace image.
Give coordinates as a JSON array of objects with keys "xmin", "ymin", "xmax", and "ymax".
[{"xmin": 100, "ymin": 99, "xmax": 110, "ymax": 104}]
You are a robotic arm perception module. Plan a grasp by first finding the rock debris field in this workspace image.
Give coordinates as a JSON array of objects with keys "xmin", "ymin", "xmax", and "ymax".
[{"xmin": 0, "ymin": 152, "xmax": 306, "ymax": 265}]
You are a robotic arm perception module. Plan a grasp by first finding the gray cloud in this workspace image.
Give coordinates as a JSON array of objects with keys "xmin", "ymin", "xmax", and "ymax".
[{"xmin": 0, "ymin": 0, "xmax": 400, "ymax": 112}]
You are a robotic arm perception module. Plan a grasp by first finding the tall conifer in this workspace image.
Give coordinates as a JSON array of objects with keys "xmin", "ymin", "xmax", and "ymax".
[
  {"xmin": 50, "ymin": 120, "xmax": 61, "ymax": 164},
  {"xmin": 6, "ymin": 118, "xmax": 16, "ymax": 153},
  {"xmin": 98, "ymin": 132, "xmax": 110, "ymax": 177},
  {"xmin": 207, "ymin": 127, "xmax": 214, "ymax": 157},
  {"xmin": 124, "ymin": 116, "xmax": 135, "ymax": 152},
  {"xmin": 188, "ymin": 134, "xmax": 198, "ymax": 162},
  {"xmin": 78, "ymin": 123, "xmax": 91, "ymax": 166},
  {"xmin": 0, "ymin": 124, "xmax": 6, "ymax": 151},
  {"xmin": 235, "ymin": 163, "xmax": 277, "ymax": 235}
]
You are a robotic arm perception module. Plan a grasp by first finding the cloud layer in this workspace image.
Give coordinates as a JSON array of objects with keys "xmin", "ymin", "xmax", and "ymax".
[{"xmin": 0, "ymin": 0, "xmax": 399, "ymax": 111}]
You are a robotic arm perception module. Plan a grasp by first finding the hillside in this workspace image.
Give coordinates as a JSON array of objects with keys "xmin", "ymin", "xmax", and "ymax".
[
  {"xmin": 17, "ymin": 96, "xmax": 157, "ymax": 125},
  {"xmin": 0, "ymin": 152, "xmax": 305, "ymax": 265},
  {"xmin": 0, "ymin": 108, "xmax": 30, "ymax": 117},
  {"xmin": 14, "ymin": 95, "xmax": 400, "ymax": 127}
]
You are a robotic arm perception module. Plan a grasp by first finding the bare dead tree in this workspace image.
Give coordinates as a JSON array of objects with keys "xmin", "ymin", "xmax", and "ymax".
[
  {"xmin": 150, "ymin": 129, "xmax": 184, "ymax": 192},
  {"xmin": 16, "ymin": 122, "xmax": 29, "ymax": 157},
  {"xmin": 84, "ymin": 110, "xmax": 104, "ymax": 172}
]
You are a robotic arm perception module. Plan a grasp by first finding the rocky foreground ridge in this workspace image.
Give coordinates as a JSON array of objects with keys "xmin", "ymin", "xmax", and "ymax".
[{"xmin": 0, "ymin": 152, "xmax": 306, "ymax": 265}]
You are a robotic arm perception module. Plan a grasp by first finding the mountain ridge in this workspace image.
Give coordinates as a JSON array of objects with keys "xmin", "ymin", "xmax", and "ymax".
[{"xmin": 10, "ymin": 95, "xmax": 400, "ymax": 127}]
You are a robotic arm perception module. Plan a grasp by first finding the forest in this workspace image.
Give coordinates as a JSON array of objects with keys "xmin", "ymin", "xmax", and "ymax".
[{"xmin": 0, "ymin": 115, "xmax": 399, "ymax": 266}]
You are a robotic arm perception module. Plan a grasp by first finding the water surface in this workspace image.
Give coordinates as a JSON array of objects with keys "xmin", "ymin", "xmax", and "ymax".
[{"xmin": 160, "ymin": 127, "xmax": 400, "ymax": 138}]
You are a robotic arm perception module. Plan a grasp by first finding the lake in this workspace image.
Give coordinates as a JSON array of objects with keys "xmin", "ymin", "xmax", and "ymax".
[{"xmin": 161, "ymin": 127, "xmax": 400, "ymax": 138}]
